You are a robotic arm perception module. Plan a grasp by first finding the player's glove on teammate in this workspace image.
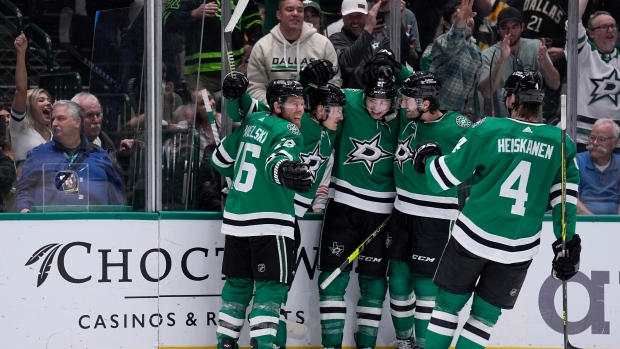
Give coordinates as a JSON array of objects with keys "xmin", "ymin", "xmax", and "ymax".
[
  {"xmin": 222, "ymin": 72, "xmax": 249, "ymax": 100},
  {"xmin": 273, "ymin": 160, "xmax": 312, "ymax": 193},
  {"xmin": 299, "ymin": 59, "xmax": 335, "ymax": 89},
  {"xmin": 412, "ymin": 141, "xmax": 442, "ymax": 174},
  {"xmin": 551, "ymin": 234, "xmax": 581, "ymax": 281},
  {"xmin": 363, "ymin": 49, "xmax": 401, "ymax": 84}
]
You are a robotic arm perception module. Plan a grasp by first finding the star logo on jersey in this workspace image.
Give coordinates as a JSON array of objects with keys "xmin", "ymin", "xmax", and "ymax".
[
  {"xmin": 300, "ymin": 143, "xmax": 328, "ymax": 181},
  {"xmin": 329, "ymin": 242, "xmax": 344, "ymax": 256},
  {"xmin": 589, "ymin": 70, "xmax": 620, "ymax": 106},
  {"xmin": 455, "ymin": 115, "xmax": 472, "ymax": 128},
  {"xmin": 345, "ymin": 134, "xmax": 394, "ymax": 173},
  {"xmin": 371, "ymin": 41, "xmax": 380, "ymax": 50},
  {"xmin": 394, "ymin": 135, "xmax": 414, "ymax": 172}
]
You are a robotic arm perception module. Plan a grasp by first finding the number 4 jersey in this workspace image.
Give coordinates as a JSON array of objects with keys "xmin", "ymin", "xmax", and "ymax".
[
  {"xmin": 211, "ymin": 111, "xmax": 304, "ymax": 239},
  {"xmin": 423, "ymin": 117, "xmax": 579, "ymax": 264}
]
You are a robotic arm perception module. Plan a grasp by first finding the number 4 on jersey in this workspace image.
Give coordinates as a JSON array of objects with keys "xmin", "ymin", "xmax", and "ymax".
[{"xmin": 499, "ymin": 160, "xmax": 531, "ymax": 216}]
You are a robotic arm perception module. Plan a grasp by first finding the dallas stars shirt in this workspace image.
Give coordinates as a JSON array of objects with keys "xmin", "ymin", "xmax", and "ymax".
[
  {"xmin": 211, "ymin": 111, "xmax": 304, "ymax": 238},
  {"xmin": 424, "ymin": 117, "xmax": 579, "ymax": 263},
  {"xmin": 330, "ymin": 89, "xmax": 400, "ymax": 214},
  {"xmin": 226, "ymin": 92, "xmax": 337, "ymax": 217},
  {"xmin": 574, "ymin": 22, "xmax": 620, "ymax": 146},
  {"xmin": 394, "ymin": 111, "xmax": 471, "ymax": 219}
]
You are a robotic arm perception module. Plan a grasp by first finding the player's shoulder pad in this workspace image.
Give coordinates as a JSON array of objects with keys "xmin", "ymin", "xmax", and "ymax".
[{"xmin": 471, "ymin": 117, "xmax": 487, "ymax": 128}]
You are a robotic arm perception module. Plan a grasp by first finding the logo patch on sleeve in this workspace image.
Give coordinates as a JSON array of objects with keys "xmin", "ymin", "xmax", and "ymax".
[
  {"xmin": 455, "ymin": 115, "xmax": 472, "ymax": 128},
  {"xmin": 287, "ymin": 123, "xmax": 301, "ymax": 135}
]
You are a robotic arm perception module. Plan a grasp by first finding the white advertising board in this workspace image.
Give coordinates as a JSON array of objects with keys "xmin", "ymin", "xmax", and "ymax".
[{"xmin": 0, "ymin": 218, "xmax": 616, "ymax": 348}]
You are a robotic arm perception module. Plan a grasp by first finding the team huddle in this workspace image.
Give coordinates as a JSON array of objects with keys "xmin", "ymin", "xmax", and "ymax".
[{"xmin": 209, "ymin": 50, "xmax": 582, "ymax": 349}]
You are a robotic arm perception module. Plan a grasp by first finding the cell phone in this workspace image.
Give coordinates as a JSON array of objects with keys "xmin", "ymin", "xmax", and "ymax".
[{"xmin": 376, "ymin": 11, "xmax": 386, "ymax": 24}]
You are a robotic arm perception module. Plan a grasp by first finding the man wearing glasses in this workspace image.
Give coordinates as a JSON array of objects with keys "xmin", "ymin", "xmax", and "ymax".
[
  {"xmin": 576, "ymin": 118, "xmax": 620, "ymax": 214},
  {"xmin": 478, "ymin": 7, "xmax": 560, "ymax": 119},
  {"xmin": 574, "ymin": 0, "xmax": 620, "ymax": 151}
]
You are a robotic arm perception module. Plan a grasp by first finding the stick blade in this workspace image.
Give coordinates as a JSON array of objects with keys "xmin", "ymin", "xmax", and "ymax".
[{"xmin": 566, "ymin": 341, "xmax": 582, "ymax": 349}]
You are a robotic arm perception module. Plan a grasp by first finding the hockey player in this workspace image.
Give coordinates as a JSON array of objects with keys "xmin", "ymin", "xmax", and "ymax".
[
  {"xmin": 412, "ymin": 70, "xmax": 581, "ymax": 349},
  {"xmin": 387, "ymin": 71, "xmax": 471, "ymax": 349},
  {"xmin": 317, "ymin": 63, "xmax": 408, "ymax": 349},
  {"xmin": 221, "ymin": 66, "xmax": 345, "ymax": 349},
  {"xmin": 221, "ymin": 61, "xmax": 346, "ymax": 218},
  {"xmin": 211, "ymin": 78, "xmax": 312, "ymax": 349}
]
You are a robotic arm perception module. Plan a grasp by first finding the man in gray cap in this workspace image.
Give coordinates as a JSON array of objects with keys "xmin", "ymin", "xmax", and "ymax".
[{"xmin": 478, "ymin": 6, "xmax": 560, "ymax": 118}]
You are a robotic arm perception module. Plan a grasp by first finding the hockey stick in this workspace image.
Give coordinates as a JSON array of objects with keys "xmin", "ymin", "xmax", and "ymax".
[
  {"xmin": 320, "ymin": 215, "xmax": 392, "ymax": 290},
  {"xmin": 58, "ymin": 7, "xmax": 119, "ymax": 89},
  {"xmin": 560, "ymin": 95, "xmax": 580, "ymax": 349}
]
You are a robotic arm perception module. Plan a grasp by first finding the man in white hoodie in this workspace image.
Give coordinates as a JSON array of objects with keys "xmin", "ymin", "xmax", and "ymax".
[{"xmin": 247, "ymin": 0, "xmax": 342, "ymax": 104}]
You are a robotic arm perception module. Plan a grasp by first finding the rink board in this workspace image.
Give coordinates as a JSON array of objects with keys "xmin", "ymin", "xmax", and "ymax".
[{"xmin": 0, "ymin": 212, "xmax": 615, "ymax": 348}]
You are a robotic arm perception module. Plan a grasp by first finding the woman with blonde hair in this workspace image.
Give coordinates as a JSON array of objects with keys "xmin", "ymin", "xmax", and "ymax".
[{"xmin": 10, "ymin": 34, "xmax": 53, "ymax": 176}]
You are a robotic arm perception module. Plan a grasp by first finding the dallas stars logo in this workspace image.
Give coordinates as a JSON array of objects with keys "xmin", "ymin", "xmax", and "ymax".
[
  {"xmin": 589, "ymin": 70, "xmax": 620, "ymax": 106},
  {"xmin": 300, "ymin": 143, "xmax": 328, "ymax": 181},
  {"xmin": 345, "ymin": 134, "xmax": 394, "ymax": 173},
  {"xmin": 329, "ymin": 242, "xmax": 344, "ymax": 256},
  {"xmin": 394, "ymin": 135, "xmax": 414, "ymax": 172}
]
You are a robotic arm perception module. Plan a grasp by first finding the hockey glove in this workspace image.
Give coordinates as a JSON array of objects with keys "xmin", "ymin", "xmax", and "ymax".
[
  {"xmin": 551, "ymin": 234, "xmax": 581, "ymax": 281},
  {"xmin": 222, "ymin": 72, "xmax": 249, "ymax": 100},
  {"xmin": 363, "ymin": 49, "xmax": 401, "ymax": 83},
  {"xmin": 412, "ymin": 141, "xmax": 442, "ymax": 174},
  {"xmin": 299, "ymin": 59, "xmax": 335, "ymax": 88},
  {"xmin": 273, "ymin": 160, "xmax": 312, "ymax": 193}
]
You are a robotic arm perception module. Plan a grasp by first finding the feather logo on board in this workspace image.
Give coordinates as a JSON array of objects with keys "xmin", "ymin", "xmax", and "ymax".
[{"xmin": 25, "ymin": 243, "xmax": 62, "ymax": 287}]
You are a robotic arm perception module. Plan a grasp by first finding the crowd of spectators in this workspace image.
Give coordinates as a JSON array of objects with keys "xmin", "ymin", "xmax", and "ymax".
[{"xmin": 2, "ymin": 0, "xmax": 620, "ymax": 214}]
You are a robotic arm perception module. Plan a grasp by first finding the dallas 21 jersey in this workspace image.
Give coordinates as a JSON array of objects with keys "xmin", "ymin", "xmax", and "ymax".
[
  {"xmin": 394, "ymin": 111, "xmax": 471, "ymax": 219},
  {"xmin": 211, "ymin": 111, "xmax": 304, "ymax": 239},
  {"xmin": 424, "ymin": 117, "xmax": 579, "ymax": 263}
]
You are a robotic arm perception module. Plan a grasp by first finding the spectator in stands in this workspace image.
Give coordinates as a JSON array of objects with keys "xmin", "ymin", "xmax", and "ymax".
[
  {"xmin": 421, "ymin": 0, "xmax": 482, "ymax": 115},
  {"xmin": 0, "ymin": 113, "xmax": 16, "ymax": 212},
  {"xmin": 321, "ymin": 0, "xmax": 344, "ymax": 28},
  {"xmin": 71, "ymin": 93, "xmax": 128, "ymax": 179},
  {"xmin": 506, "ymin": 0, "xmax": 594, "ymax": 123},
  {"xmin": 411, "ymin": 0, "xmax": 491, "ymax": 52},
  {"xmin": 247, "ymin": 0, "xmax": 342, "ymax": 103},
  {"xmin": 0, "ymin": 107, "xmax": 9, "ymax": 129},
  {"xmin": 13, "ymin": 100, "xmax": 124, "ymax": 212},
  {"xmin": 11, "ymin": 34, "xmax": 52, "ymax": 178},
  {"xmin": 329, "ymin": 1, "xmax": 387, "ymax": 88},
  {"xmin": 572, "ymin": 0, "xmax": 620, "ymax": 151},
  {"xmin": 191, "ymin": 89, "xmax": 220, "ymax": 160},
  {"xmin": 163, "ymin": 0, "xmax": 262, "ymax": 93},
  {"xmin": 576, "ymin": 118, "xmax": 620, "ymax": 214},
  {"xmin": 303, "ymin": 0, "xmax": 325, "ymax": 35},
  {"xmin": 478, "ymin": 7, "xmax": 560, "ymax": 118}
]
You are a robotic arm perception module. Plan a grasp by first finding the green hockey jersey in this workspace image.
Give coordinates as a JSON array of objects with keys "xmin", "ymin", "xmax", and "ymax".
[
  {"xmin": 424, "ymin": 117, "xmax": 579, "ymax": 263},
  {"xmin": 211, "ymin": 111, "xmax": 303, "ymax": 238},
  {"xmin": 330, "ymin": 89, "xmax": 400, "ymax": 214},
  {"xmin": 226, "ymin": 92, "xmax": 337, "ymax": 217},
  {"xmin": 394, "ymin": 111, "xmax": 471, "ymax": 219}
]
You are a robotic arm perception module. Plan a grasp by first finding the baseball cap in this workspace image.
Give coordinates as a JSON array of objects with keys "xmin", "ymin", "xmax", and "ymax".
[
  {"xmin": 303, "ymin": 0, "xmax": 321, "ymax": 15},
  {"xmin": 497, "ymin": 7, "xmax": 523, "ymax": 26},
  {"xmin": 341, "ymin": 0, "xmax": 368, "ymax": 16}
]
